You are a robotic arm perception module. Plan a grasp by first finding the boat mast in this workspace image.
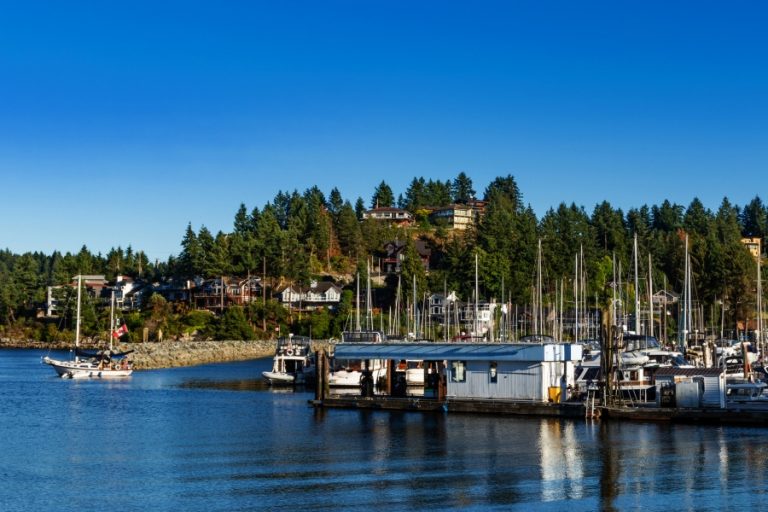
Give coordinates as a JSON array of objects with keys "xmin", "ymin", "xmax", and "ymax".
[
  {"xmin": 413, "ymin": 274, "xmax": 418, "ymax": 339},
  {"xmin": 366, "ymin": 259, "xmax": 372, "ymax": 331},
  {"xmin": 355, "ymin": 272, "xmax": 360, "ymax": 332},
  {"xmin": 634, "ymin": 233, "xmax": 640, "ymax": 335},
  {"xmin": 648, "ymin": 253, "xmax": 654, "ymax": 338},
  {"xmin": 680, "ymin": 235, "xmax": 689, "ymax": 351},
  {"xmin": 574, "ymin": 253, "xmax": 579, "ymax": 342},
  {"xmin": 75, "ymin": 274, "xmax": 82, "ymax": 359},
  {"xmin": 110, "ymin": 288, "xmax": 115, "ymax": 351},
  {"xmin": 757, "ymin": 253, "xmax": 763, "ymax": 357},
  {"xmin": 474, "ymin": 252, "xmax": 479, "ymax": 339}
]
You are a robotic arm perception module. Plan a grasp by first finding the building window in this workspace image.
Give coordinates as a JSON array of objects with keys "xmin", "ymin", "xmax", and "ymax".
[
  {"xmin": 451, "ymin": 361, "xmax": 466, "ymax": 382},
  {"xmin": 489, "ymin": 362, "xmax": 498, "ymax": 383}
]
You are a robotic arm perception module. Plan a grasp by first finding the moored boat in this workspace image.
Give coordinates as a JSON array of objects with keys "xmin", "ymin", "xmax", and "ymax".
[
  {"xmin": 42, "ymin": 275, "xmax": 133, "ymax": 379},
  {"xmin": 262, "ymin": 335, "xmax": 315, "ymax": 385}
]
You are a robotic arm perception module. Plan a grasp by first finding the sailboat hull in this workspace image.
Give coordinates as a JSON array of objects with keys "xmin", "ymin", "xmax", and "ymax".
[{"xmin": 43, "ymin": 357, "xmax": 133, "ymax": 379}]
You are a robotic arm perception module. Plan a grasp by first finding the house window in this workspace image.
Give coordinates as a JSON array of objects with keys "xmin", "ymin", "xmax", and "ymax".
[
  {"xmin": 451, "ymin": 361, "xmax": 466, "ymax": 383},
  {"xmin": 489, "ymin": 362, "xmax": 498, "ymax": 383}
]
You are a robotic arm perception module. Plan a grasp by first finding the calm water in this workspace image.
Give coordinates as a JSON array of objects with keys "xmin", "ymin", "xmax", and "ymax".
[{"xmin": 2, "ymin": 349, "xmax": 768, "ymax": 511}]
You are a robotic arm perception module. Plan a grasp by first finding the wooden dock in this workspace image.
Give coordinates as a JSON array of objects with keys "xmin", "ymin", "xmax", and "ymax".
[
  {"xmin": 313, "ymin": 394, "xmax": 586, "ymax": 417},
  {"xmin": 601, "ymin": 404, "xmax": 768, "ymax": 425}
]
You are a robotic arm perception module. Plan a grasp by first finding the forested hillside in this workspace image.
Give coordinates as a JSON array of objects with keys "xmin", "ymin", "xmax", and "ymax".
[{"xmin": 2, "ymin": 172, "xmax": 766, "ymax": 341}]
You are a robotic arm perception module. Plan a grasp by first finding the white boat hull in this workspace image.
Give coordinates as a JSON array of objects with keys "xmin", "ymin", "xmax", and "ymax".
[
  {"xmin": 262, "ymin": 371, "xmax": 297, "ymax": 385},
  {"xmin": 43, "ymin": 357, "xmax": 133, "ymax": 379}
]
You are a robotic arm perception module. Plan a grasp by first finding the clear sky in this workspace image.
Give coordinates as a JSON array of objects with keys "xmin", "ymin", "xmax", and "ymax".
[{"xmin": 2, "ymin": 1, "xmax": 767, "ymax": 262}]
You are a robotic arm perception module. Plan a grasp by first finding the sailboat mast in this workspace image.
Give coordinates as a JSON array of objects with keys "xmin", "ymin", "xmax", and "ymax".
[
  {"xmin": 634, "ymin": 233, "xmax": 640, "ymax": 334},
  {"xmin": 537, "ymin": 239, "xmax": 543, "ymax": 336},
  {"xmin": 413, "ymin": 274, "xmax": 418, "ymax": 339},
  {"xmin": 474, "ymin": 252, "xmax": 479, "ymax": 339},
  {"xmin": 110, "ymin": 289, "xmax": 115, "ymax": 351},
  {"xmin": 648, "ymin": 253, "xmax": 654, "ymax": 338},
  {"xmin": 574, "ymin": 253, "xmax": 579, "ymax": 342},
  {"xmin": 75, "ymin": 275, "xmax": 82, "ymax": 348},
  {"xmin": 366, "ymin": 259, "xmax": 372, "ymax": 330},
  {"xmin": 680, "ymin": 235, "xmax": 689, "ymax": 350},
  {"xmin": 355, "ymin": 272, "xmax": 360, "ymax": 331},
  {"xmin": 757, "ymin": 253, "xmax": 763, "ymax": 356}
]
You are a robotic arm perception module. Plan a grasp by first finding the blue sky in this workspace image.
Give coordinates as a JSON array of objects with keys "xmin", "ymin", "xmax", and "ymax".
[{"xmin": 2, "ymin": 1, "xmax": 767, "ymax": 261}]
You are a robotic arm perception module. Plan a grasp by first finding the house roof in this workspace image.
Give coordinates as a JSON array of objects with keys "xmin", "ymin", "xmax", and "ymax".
[
  {"xmin": 655, "ymin": 367, "xmax": 722, "ymax": 377},
  {"xmin": 311, "ymin": 282, "xmax": 341, "ymax": 293},
  {"xmin": 333, "ymin": 342, "xmax": 582, "ymax": 362}
]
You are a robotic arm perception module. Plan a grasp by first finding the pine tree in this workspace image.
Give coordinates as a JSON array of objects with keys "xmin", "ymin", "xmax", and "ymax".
[
  {"xmin": 371, "ymin": 180, "xmax": 394, "ymax": 208},
  {"xmin": 452, "ymin": 172, "xmax": 475, "ymax": 204}
]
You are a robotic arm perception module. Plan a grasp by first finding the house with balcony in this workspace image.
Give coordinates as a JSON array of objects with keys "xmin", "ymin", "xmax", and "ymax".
[
  {"xmin": 381, "ymin": 239, "xmax": 432, "ymax": 274},
  {"xmin": 193, "ymin": 276, "xmax": 263, "ymax": 312},
  {"xmin": 278, "ymin": 281, "xmax": 343, "ymax": 311},
  {"xmin": 363, "ymin": 207, "xmax": 414, "ymax": 226},
  {"xmin": 430, "ymin": 204, "xmax": 477, "ymax": 230}
]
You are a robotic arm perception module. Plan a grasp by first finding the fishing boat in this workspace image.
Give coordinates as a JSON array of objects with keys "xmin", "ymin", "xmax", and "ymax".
[
  {"xmin": 262, "ymin": 335, "xmax": 315, "ymax": 385},
  {"xmin": 43, "ymin": 276, "xmax": 134, "ymax": 379}
]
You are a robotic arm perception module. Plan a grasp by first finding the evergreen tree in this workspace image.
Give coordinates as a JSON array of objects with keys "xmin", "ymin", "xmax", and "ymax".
[
  {"xmin": 354, "ymin": 197, "xmax": 366, "ymax": 220},
  {"xmin": 371, "ymin": 180, "xmax": 394, "ymax": 208},
  {"xmin": 327, "ymin": 187, "xmax": 344, "ymax": 220},
  {"xmin": 336, "ymin": 201, "xmax": 363, "ymax": 259},
  {"xmin": 452, "ymin": 172, "xmax": 475, "ymax": 204},
  {"xmin": 179, "ymin": 223, "xmax": 204, "ymax": 277},
  {"xmin": 741, "ymin": 196, "xmax": 767, "ymax": 240},
  {"xmin": 233, "ymin": 203, "xmax": 251, "ymax": 235}
]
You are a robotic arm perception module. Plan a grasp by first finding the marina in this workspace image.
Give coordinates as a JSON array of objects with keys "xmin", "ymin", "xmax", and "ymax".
[{"xmin": 4, "ymin": 348, "xmax": 768, "ymax": 511}]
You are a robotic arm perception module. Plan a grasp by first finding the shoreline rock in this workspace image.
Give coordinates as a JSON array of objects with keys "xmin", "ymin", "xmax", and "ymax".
[{"xmin": 2, "ymin": 339, "xmax": 337, "ymax": 370}]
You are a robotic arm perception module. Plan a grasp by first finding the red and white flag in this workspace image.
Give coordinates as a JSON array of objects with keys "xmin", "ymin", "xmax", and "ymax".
[{"xmin": 112, "ymin": 323, "xmax": 129, "ymax": 338}]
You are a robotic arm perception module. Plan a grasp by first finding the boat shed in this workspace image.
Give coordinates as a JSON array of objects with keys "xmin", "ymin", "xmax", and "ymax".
[
  {"xmin": 654, "ymin": 367, "xmax": 725, "ymax": 408},
  {"xmin": 332, "ymin": 342, "xmax": 583, "ymax": 402}
]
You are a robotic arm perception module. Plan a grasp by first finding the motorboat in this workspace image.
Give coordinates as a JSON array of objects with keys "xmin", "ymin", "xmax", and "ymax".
[{"xmin": 262, "ymin": 336, "xmax": 315, "ymax": 385}]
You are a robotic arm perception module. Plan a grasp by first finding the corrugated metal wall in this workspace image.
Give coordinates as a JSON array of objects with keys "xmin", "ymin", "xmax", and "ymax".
[
  {"xmin": 701, "ymin": 376, "xmax": 721, "ymax": 407},
  {"xmin": 447, "ymin": 361, "xmax": 545, "ymax": 400}
]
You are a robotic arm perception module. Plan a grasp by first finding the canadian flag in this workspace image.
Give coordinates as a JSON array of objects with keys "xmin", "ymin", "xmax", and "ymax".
[{"xmin": 112, "ymin": 323, "xmax": 129, "ymax": 338}]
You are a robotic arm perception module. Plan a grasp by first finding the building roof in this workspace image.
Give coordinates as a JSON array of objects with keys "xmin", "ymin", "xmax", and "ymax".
[
  {"xmin": 654, "ymin": 367, "xmax": 723, "ymax": 377},
  {"xmin": 333, "ymin": 342, "xmax": 582, "ymax": 362}
]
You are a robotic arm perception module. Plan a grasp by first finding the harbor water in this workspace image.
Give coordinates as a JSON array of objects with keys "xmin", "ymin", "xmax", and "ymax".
[{"xmin": 2, "ymin": 349, "xmax": 767, "ymax": 511}]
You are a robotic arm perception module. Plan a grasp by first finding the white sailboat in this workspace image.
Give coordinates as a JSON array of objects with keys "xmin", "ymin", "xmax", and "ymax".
[{"xmin": 43, "ymin": 275, "xmax": 134, "ymax": 379}]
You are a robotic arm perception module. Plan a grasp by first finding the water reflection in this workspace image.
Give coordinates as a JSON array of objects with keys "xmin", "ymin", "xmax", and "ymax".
[{"xmin": 8, "ymin": 350, "xmax": 768, "ymax": 511}]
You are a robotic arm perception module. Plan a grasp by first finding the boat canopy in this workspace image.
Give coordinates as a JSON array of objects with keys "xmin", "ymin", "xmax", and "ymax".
[{"xmin": 76, "ymin": 348, "xmax": 135, "ymax": 360}]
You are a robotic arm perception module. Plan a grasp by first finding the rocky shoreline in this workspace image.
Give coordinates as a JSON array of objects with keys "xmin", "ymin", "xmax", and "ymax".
[{"xmin": 2, "ymin": 338, "xmax": 336, "ymax": 370}]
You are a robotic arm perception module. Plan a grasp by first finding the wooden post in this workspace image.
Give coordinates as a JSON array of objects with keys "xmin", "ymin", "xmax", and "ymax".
[
  {"xmin": 386, "ymin": 359, "xmax": 394, "ymax": 396},
  {"xmin": 313, "ymin": 350, "xmax": 328, "ymax": 402}
]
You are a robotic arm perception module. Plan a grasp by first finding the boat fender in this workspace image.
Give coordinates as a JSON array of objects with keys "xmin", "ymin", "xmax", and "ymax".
[{"xmin": 286, "ymin": 349, "xmax": 294, "ymax": 356}]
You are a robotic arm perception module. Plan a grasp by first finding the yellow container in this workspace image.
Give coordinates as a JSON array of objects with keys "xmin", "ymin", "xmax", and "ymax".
[{"xmin": 548, "ymin": 386, "xmax": 561, "ymax": 403}]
